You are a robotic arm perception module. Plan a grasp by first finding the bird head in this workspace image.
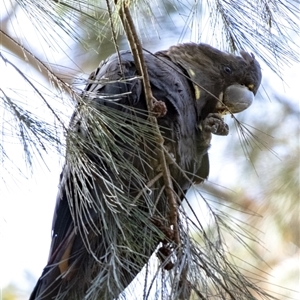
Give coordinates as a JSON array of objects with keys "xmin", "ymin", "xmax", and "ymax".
[{"xmin": 165, "ymin": 43, "xmax": 262, "ymax": 120}]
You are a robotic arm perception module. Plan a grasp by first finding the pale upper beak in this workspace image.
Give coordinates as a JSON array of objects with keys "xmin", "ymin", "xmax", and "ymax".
[{"xmin": 216, "ymin": 84, "xmax": 254, "ymax": 115}]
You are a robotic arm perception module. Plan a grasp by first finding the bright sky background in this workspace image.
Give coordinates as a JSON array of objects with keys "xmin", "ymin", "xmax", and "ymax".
[{"xmin": 0, "ymin": 3, "xmax": 299, "ymax": 299}]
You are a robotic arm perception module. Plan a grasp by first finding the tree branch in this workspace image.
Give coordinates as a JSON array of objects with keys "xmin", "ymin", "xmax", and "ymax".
[{"xmin": 114, "ymin": 0, "xmax": 180, "ymax": 246}]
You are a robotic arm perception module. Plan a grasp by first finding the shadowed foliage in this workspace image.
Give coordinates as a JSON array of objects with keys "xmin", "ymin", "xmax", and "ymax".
[
  {"xmin": 0, "ymin": 1, "xmax": 299, "ymax": 299},
  {"xmin": 29, "ymin": 44, "xmax": 263, "ymax": 299}
]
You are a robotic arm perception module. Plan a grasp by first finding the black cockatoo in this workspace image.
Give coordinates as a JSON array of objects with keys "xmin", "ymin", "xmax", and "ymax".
[{"xmin": 29, "ymin": 43, "xmax": 261, "ymax": 300}]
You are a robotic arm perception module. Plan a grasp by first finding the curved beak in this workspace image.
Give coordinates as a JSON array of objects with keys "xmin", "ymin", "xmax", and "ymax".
[{"xmin": 217, "ymin": 84, "xmax": 254, "ymax": 115}]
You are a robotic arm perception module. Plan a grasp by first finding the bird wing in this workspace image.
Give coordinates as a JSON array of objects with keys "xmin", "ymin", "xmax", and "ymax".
[
  {"xmin": 29, "ymin": 50, "xmax": 210, "ymax": 300},
  {"xmin": 30, "ymin": 44, "xmax": 262, "ymax": 299}
]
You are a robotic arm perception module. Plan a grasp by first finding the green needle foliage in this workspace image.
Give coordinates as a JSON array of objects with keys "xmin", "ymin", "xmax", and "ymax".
[{"xmin": 1, "ymin": 1, "xmax": 299, "ymax": 299}]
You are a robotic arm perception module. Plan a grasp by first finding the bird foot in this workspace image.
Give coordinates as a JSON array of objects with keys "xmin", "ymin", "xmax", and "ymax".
[
  {"xmin": 201, "ymin": 113, "xmax": 229, "ymax": 136},
  {"xmin": 150, "ymin": 216, "xmax": 176, "ymax": 270},
  {"xmin": 157, "ymin": 244, "xmax": 175, "ymax": 270},
  {"xmin": 150, "ymin": 216, "xmax": 174, "ymax": 240},
  {"xmin": 152, "ymin": 99, "xmax": 167, "ymax": 117}
]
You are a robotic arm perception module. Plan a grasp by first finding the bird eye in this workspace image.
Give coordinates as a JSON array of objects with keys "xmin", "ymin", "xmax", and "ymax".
[{"xmin": 223, "ymin": 66, "xmax": 232, "ymax": 74}]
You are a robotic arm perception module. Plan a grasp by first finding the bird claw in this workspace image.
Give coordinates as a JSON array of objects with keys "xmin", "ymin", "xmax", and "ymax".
[
  {"xmin": 202, "ymin": 113, "xmax": 229, "ymax": 136},
  {"xmin": 152, "ymin": 99, "xmax": 167, "ymax": 117},
  {"xmin": 157, "ymin": 245, "xmax": 174, "ymax": 270}
]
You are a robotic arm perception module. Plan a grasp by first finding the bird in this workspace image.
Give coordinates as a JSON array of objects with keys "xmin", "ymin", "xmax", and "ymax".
[{"xmin": 29, "ymin": 43, "xmax": 261, "ymax": 300}]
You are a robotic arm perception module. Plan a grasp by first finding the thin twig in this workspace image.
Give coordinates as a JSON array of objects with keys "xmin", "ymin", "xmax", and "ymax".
[
  {"xmin": 106, "ymin": 0, "xmax": 125, "ymax": 77},
  {"xmin": 115, "ymin": 0, "xmax": 180, "ymax": 245},
  {"xmin": 0, "ymin": 29, "xmax": 75, "ymax": 99},
  {"xmin": 0, "ymin": 52, "xmax": 66, "ymax": 131},
  {"xmin": 127, "ymin": 172, "xmax": 164, "ymax": 214}
]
